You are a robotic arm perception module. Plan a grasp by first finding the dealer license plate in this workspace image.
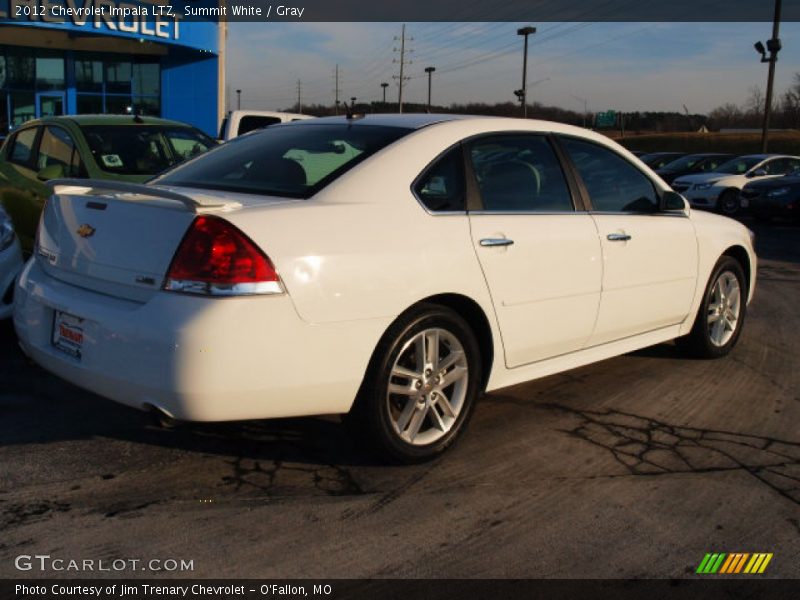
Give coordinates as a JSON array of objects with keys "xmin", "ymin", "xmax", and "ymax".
[{"xmin": 52, "ymin": 311, "xmax": 84, "ymax": 359}]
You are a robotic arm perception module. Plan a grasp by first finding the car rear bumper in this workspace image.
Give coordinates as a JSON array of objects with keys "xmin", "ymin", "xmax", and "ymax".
[
  {"xmin": 13, "ymin": 259, "xmax": 389, "ymax": 421},
  {"xmin": 0, "ymin": 238, "xmax": 24, "ymax": 320}
]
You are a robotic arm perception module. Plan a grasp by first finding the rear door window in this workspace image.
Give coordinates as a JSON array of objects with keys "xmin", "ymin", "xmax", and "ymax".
[
  {"xmin": 37, "ymin": 126, "xmax": 84, "ymax": 177},
  {"xmin": 8, "ymin": 127, "xmax": 38, "ymax": 166}
]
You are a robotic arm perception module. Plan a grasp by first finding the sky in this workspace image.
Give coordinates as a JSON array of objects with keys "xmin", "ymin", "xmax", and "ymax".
[{"xmin": 225, "ymin": 22, "xmax": 800, "ymax": 116}]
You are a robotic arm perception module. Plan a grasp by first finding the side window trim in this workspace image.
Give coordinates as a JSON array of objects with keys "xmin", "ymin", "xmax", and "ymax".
[
  {"xmin": 554, "ymin": 133, "xmax": 672, "ymax": 215},
  {"xmin": 464, "ymin": 132, "xmax": 580, "ymax": 214}
]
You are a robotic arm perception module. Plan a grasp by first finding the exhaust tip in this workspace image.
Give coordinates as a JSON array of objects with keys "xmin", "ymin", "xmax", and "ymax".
[{"xmin": 143, "ymin": 403, "xmax": 180, "ymax": 430}]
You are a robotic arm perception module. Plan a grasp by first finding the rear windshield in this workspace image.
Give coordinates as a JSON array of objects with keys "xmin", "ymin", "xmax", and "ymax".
[
  {"xmin": 154, "ymin": 123, "xmax": 413, "ymax": 198},
  {"xmin": 82, "ymin": 125, "xmax": 215, "ymax": 176}
]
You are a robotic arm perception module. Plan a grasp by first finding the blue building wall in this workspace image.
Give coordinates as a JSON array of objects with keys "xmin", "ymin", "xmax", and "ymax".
[
  {"xmin": 0, "ymin": 0, "xmax": 220, "ymax": 135},
  {"xmin": 161, "ymin": 52, "xmax": 219, "ymax": 136}
]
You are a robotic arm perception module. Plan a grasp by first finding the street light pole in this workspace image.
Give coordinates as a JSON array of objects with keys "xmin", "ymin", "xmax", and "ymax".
[
  {"xmin": 381, "ymin": 82, "xmax": 388, "ymax": 104},
  {"xmin": 236, "ymin": 89, "xmax": 241, "ymax": 110},
  {"xmin": 425, "ymin": 66, "xmax": 435, "ymax": 112},
  {"xmin": 755, "ymin": 0, "xmax": 783, "ymax": 153},
  {"xmin": 517, "ymin": 26, "xmax": 536, "ymax": 118}
]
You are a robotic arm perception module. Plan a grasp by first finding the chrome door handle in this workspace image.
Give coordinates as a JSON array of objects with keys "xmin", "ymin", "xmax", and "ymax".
[
  {"xmin": 480, "ymin": 238, "xmax": 514, "ymax": 247},
  {"xmin": 607, "ymin": 233, "xmax": 632, "ymax": 242}
]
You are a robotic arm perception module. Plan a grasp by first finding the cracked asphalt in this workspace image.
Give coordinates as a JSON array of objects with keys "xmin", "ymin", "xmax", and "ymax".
[{"xmin": 1, "ymin": 219, "xmax": 798, "ymax": 579}]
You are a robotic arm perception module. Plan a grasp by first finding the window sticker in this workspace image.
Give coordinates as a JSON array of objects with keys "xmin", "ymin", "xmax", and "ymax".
[{"xmin": 101, "ymin": 154, "xmax": 123, "ymax": 168}]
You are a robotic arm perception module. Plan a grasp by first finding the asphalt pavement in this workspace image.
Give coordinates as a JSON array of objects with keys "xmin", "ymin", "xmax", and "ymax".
[{"xmin": 1, "ymin": 219, "xmax": 798, "ymax": 579}]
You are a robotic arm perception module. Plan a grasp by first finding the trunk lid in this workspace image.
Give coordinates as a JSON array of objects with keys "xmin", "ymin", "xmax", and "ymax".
[{"xmin": 36, "ymin": 180, "xmax": 288, "ymax": 302}]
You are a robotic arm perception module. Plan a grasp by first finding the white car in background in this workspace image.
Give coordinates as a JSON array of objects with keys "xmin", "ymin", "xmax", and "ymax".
[
  {"xmin": 672, "ymin": 154, "xmax": 800, "ymax": 215},
  {"xmin": 0, "ymin": 205, "xmax": 23, "ymax": 319},
  {"xmin": 14, "ymin": 115, "xmax": 757, "ymax": 462},
  {"xmin": 217, "ymin": 110, "xmax": 314, "ymax": 141}
]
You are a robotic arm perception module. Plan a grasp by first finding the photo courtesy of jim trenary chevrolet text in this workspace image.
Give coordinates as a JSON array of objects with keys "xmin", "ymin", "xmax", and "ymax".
[{"xmin": 1, "ymin": 0, "xmax": 799, "ymax": 598}]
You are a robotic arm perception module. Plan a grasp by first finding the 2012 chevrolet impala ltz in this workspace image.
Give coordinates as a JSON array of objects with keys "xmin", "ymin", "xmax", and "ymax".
[{"xmin": 13, "ymin": 115, "xmax": 757, "ymax": 462}]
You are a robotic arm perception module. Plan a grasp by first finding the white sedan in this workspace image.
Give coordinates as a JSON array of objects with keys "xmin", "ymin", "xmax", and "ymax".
[
  {"xmin": 672, "ymin": 153, "xmax": 800, "ymax": 215},
  {"xmin": 13, "ymin": 115, "xmax": 757, "ymax": 462}
]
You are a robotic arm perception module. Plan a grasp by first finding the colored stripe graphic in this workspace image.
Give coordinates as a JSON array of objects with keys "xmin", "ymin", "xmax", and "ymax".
[{"xmin": 699, "ymin": 552, "xmax": 773, "ymax": 575}]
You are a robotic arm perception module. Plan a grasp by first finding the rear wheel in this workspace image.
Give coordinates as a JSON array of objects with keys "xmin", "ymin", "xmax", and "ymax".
[
  {"xmin": 347, "ymin": 304, "xmax": 482, "ymax": 463},
  {"xmin": 718, "ymin": 189, "xmax": 741, "ymax": 216},
  {"xmin": 677, "ymin": 256, "xmax": 747, "ymax": 358}
]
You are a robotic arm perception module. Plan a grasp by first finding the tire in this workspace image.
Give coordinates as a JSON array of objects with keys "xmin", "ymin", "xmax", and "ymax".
[
  {"xmin": 677, "ymin": 256, "xmax": 747, "ymax": 359},
  {"xmin": 346, "ymin": 303, "xmax": 482, "ymax": 463},
  {"xmin": 718, "ymin": 189, "xmax": 741, "ymax": 216}
]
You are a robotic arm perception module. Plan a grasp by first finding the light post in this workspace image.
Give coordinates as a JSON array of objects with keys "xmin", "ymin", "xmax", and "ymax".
[
  {"xmin": 571, "ymin": 94, "xmax": 589, "ymax": 128},
  {"xmin": 425, "ymin": 66, "xmax": 435, "ymax": 112},
  {"xmin": 381, "ymin": 82, "xmax": 389, "ymax": 104},
  {"xmin": 517, "ymin": 26, "xmax": 536, "ymax": 118},
  {"xmin": 754, "ymin": 0, "xmax": 783, "ymax": 152},
  {"xmin": 236, "ymin": 89, "xmax": 241, "ymax": 110}
]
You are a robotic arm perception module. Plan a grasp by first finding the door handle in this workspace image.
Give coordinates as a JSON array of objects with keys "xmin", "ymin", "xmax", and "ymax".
[
  {"xmin": 607, "ymin": 233, "xmax": 632, "ymax": 242},
  {"xmin": 480, "ymin": 238, "xmax": 514, "ymax": 247}
]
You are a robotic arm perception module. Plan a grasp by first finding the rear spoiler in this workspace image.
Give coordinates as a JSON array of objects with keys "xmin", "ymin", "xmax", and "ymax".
[{"xmin": 46, "ymin": 179, "xmax": 240, "ymax": 212}]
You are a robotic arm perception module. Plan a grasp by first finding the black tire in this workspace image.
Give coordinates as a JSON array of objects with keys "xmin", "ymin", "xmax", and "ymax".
[
  {"xmin": 677, "ymin": 256, "xmax": 747, "ymax": 359},
  {"xmin": 718, "ymin": 189, "xmax": 741, "ymax": 216},
  {"xmin": 346, "ymin": 303, "xmax": 482, "ymax": 463}
]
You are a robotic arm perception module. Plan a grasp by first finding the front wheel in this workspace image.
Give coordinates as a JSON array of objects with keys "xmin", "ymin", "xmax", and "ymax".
[
  {"xmin": 347, "ymin": 304, "xmax": 482, "ymax": 463},
  {"xmin": 718, "ymin": 189, "xmax": 741, "ymax": 216},
  {"xmin": 677, "ymin": 256, "xmax": 747, "ymax": 358}
]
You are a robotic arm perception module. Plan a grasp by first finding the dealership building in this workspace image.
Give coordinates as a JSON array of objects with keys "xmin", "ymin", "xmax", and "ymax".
[{"xmin": 0, "ymin": 0, "xmax": 224, "ymax": 135}]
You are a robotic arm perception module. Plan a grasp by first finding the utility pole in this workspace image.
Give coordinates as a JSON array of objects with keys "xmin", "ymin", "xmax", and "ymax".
[
  {"xmin": 333, "ymin": 65, "xmax": 341, "ymax": 115},
  {"xmin": 755, "ymin": 0, "xmax": 783, "ymax": 152},
  {"xmin": 296, "ymin": 79, "xmax": 302, "ymax": 114},
  {"xmin": 425, "ymin": 66, "xmax": 435, "ymax": 112},
  {"xmin": 393, "ymin": 24, "xmax": 413, "ymax": 114},
  {"xmin": 517, "ymin": 26, "xmax": 536, "ymax": 118},
  {"xmin": 571, "ymin": 94, "xmax": 588, "ymax": 128},
  {"xmin": 381, "ymin": 82, "xmax": 389, "ymax": 105},
  {"xmin": 236, "ymin": 89, "xmax": 241, "ymax": 110}
]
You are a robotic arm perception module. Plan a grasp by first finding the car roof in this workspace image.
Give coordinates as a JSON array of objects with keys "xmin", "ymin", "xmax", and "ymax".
[
  {"xmin": 284, "ymin": 113, "xmax": 478, "ymax": 129},
  {"xmin": 22, "ymin": 115, "xmax": 195, "ymax": 128},
  {"xmin": 737, "ymin": 153, "xmax": 793, "ymax": 160}
]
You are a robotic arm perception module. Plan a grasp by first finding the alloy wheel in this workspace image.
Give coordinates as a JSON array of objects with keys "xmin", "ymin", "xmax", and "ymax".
[{"xmin": 386, "ymin": 328, "xmax": 469, "ymax": 446}]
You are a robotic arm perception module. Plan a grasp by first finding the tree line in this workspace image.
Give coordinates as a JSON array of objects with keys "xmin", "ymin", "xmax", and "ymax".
[{"xmin": 289, "ymin": 72, "xmax": 800, "ymax": 133}]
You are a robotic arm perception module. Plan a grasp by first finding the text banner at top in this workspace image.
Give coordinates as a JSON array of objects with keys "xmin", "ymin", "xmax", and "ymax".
[{"xmin": 0, "ymin": 0, "xmax": 799, "ymax": 23}]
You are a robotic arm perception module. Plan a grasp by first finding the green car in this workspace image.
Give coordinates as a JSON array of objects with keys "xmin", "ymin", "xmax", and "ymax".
[{"xmin": 0, "ymin": 115, "xmax": 215, "ymax": 255}]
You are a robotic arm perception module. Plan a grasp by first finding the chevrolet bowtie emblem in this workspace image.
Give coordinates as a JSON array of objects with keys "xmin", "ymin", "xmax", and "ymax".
[{"xmin": 77, "ymin": 224, "xmax": 96, "ymax": 238}]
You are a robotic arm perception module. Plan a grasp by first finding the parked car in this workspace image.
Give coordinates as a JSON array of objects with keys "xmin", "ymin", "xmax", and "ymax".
[
  {"xmin": 0, "ymin": 115, "xmax": 216, "ymax": 255},
  {"xmin": 218, "ymin": 110, "xmax": 314, "ymax": 141},
  {"xmin": 639, "ymin": 152, "xmax": 687, "ymax": 170},
  {"xmin": 740, "ymin": 166, "xmax": 800, "ymax": 222},
  {"xmin": 656, "ymin": 153, "xmax": 734, "ymax": 185},
  {"xmin": 0, "ymin": 205, "xmax": 23, "ymax": 319},
  {"xmin": 14, "ymin": 115, "xmax": 757, "ymax": 462},
  {"xmin": 673, "ymin": 154, "xmax": 800, "ymax": 215}
]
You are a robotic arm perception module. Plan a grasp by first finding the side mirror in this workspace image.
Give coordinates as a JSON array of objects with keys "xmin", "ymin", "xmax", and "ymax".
[
  {"xmin": 37, "ymin": 164, "xmax": 66, "ymax": 181},
  {"xmin": 747, "ymin": 168, "xmax": 767, "ymax": 178},
  {"xmin": 661, "ymin": 190, "xmax": 687, "ymax": 211}
]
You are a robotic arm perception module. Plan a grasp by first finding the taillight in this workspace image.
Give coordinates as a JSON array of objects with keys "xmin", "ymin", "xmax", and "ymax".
[{"xmin": 164, "ymin": 215, "xmax": 282, "ymax": 296}]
